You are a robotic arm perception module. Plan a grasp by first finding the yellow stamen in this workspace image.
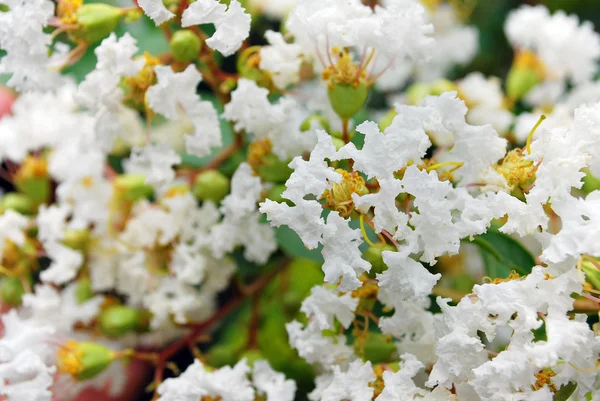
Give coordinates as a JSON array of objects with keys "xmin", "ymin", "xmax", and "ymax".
[
  {"xmin": 525, "ymin": 114, "xmax": 546, "ymax": 155},
  {"xmin": 426, "ymin": 161, "xmax": 464, "ymax": 173},
  {"xmin": 57, "ymin": 340, "xmax": 85, "ymax": 376},
  {"xmin": 359, "ymin": 214, "xmax": 387, "ymax": 249}
]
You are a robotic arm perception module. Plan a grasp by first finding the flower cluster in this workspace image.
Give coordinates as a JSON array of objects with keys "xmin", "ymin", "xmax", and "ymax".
[{"xmin": 0, "ymin": 0, "xmax": 600, "ymax": 400}]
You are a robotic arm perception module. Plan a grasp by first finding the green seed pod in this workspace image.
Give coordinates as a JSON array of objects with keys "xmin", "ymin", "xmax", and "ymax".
[
  {"xmin": 266, "ymin": 184, "xmax": 294, "ymax": 206},
  {"xmin": 364, "ymin": 245, "xmax": 396, "ymax": 277},
  {"xmin": 113, "ymin": 174, "xmax": 154, "ymax": 202},
  {"xmin": 405, "ymin": 82, "xmax": 431, "ymax": 105},
  {"xmin": 0, "ymin": 193, "xmax": 35, "ymax": 215},
  {"xmin": 327, "ymin": 80, "xmax": 369, "ymax": 120},
  {"xmin": 170, "ymin": 30, "xmax": 202, "ymax": 63},
  {"xmin": 429, "ymin": 79, "xmax": 458, "ymax": 96},
  {"xmin": 300, "ymin": 114, "xmax": 331, "ymax": 133},
  {"xmin": 0, "ymin": 277, "xmax": 25, "ymax": 307},
  {"xmin": 332, "ymin": 137, "xmax": 346, "ymax": 151},
  {"xmin": 74, "ymin": 4, "xmax": 125, "ymax": 44},
  {"xmin": 193, "ymin": 170, "xmax": 231, "ymax": 203},
  {"xmin": 99, "ymin": 305, "xmax": 141, "ymax": 337}
]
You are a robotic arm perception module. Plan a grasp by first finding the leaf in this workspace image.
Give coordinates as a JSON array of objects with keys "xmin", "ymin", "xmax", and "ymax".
[
  {"xmin": 470, "ymin": 231, "xmax": 535, "ymax": 279},
  {"xmin": 553, "ymin": 382, "xmax": 577, "ymax": 401},
  {"xmin": 275, "ymin": 226, "xmax": 323, "ymax": 263}
]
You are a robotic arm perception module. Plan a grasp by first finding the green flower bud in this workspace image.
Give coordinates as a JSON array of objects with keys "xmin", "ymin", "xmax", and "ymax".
[
  {"xmin": 75, "ymin": 278, "xmax": 94, "ymax": 305},
  {"xmin": 266, "ymin": 184, "xmax": 293, "ymax": 206},
  {"xmin": 379, "ymin": 109, "xmax": 398, "ymax": 131},
  {"xmin": 57, "ymin": 341, "xmax": 116, "ymax": 381},
  {"xmin": 429, "ymin": 79, "xmax": 457, "ymax": 96},
  {"xmin": 327, "ymin": 80, "xmax": 369, "ymax": 120},
  {"xmin": 255, "ymin": 153, "xmax": 293, "ymax": 183},
  {"xmin": 359, "ymin": 333, "xmax": 397, "ymax": 364},
  {"xmin": 113, "ymin": 174, "xmax": 154, "ymax": 202},
  {"xmin": 62, "ymin": 229, "xmax": 91, "ymax": 252},
  {"xmin": 14, "ymin": 156, "xmax": 50, "ymax": 206},
  {"xmin": 193, "ymin": 170, "xmax": 231, "ymax": 203},
  {"xmin": 0, "ymin": 277, "xmax": 25, "ymax": 307},
  {"xmin": 364, "ymin": 245, "xmax": 396, "ymax": 277},
  {"xmin": 506, "ymin": 67, "xmax": 540, "ymax": 102},
  {"xmin": 0, "ymin": 193, "xmax": 35, "ymax": 215},
  {"xmin": 406, "ymin": 82, "xmax": 431, "ymax": 105},
  {"xmin": 99, "ymin": 305, "xmax": 141, "ymax": 337},
  {"xmin": 74, "ymin": 4, "xmax": 125, "ymax": 44},
  {"xmin": 582, "ymin": 259, "xmax": 600, "ymax": 291},
  {"xmin": 170, "ymin": 30, "xmax": 202, "ymax": 63},
  {"xmin": 300, "ymin": 114, "xmax": 331, "ymax": 133},
  {"xmin": 332, "ymin": 137, "xmax": 345, "ymax": 151}
]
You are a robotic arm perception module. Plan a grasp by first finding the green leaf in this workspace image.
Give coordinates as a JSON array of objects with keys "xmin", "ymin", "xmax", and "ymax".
[
  {"xmin": 470, "ymin": 231, "xmax": 535, "ymax": 279},
  {"xmin": 553, "ymin": 382, "xmax": 577, "ymax": 401},
  {"xmin": 275, "ymin": 226, "xmax": 323, "ymax": 263}
]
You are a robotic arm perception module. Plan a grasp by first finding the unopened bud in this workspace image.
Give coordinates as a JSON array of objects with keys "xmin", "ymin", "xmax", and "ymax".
[
  {"xmin": 57, "ymin": 341, "xmax": 115, "ymax": 381},
  {"xmin": 113, "ymin": 174, "xmax": 154, "ymax": 202},
  {"xmin": 73, "ymin": 4, "xmax": 125, "ymax": 44},
  {"xmin": 364, "ymin": 245, "xmax": 396, "ymax": 277},
  {"xmin": 75, "ymin": 278, "xmax": 94, "ymax": 305},
  {"xmin": 379, "ymin": 109, "xmax": 397, "ymax": 131},
  {"xmin": 14, "ymin": 156, "xmax": 50, "ymax": 206},
  {"xmin": 99, "ymin": 305, "xmax": 141, "ymax": 337},
  {"xmin": 62, "ymin": 229, "xmax": 90, "ymax": 252},
  {"xmin": 193, "ymin": 170, "xmax": 231, "ymax": 203},
  {"xmin": 0, "ymin": 193, "xmax": 35, "ymax": 215},
  {"xmin": 170, "ymin": 30, "xmax": 202, "ymax": 63},
  {"xmin": 359, "ymin": 333, "xmax": 396, "ymax": 364},
  {"xmin": 0, "ymin": 277, "xmax": 25, "ymax": 307}
]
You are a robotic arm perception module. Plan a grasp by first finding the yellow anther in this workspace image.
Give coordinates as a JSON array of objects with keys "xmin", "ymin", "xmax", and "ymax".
[
  {"xmin": 57, "ymin": 340, "xmax": 85, "ymax": 376},
  {"xmin": 533, "ymin": 369, "xmax": 556, "ymax": 392},
  {"xmin": 323, "ymin": 169, "xmax": 369, "ymax": 218},
  {"xmin": 322, "ymin": 48, "xmax": 366, "ymax": 88},
  {"xmin": 124, "ymin": 52, "xmax": 161, "ymax": 110},
  {"xmin": 525, "ymin": 114, "xmax": 546, "ymax": 155},
  {"xmin": 57, "ymin": 0, "xmax": 83, "ymax": 25},
  {"xmin": 247, "ymin": 138, "xmax": 273, "ymax": 170},
  {"xmin": 482, "ymin": 271, "xmax": 521, "ymax": 284},
  {"xmin": 495, "ymin": 149, "xmax": 537, "ymax": 192}
]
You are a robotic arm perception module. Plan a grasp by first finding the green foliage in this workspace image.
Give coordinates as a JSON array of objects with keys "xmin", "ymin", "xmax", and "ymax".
[
  {"xmin": 553, "ymin": 382, "xmax": 578, "ymax": 401},
  {"xmin": 470, "ymin": 230, "xmax": 535, "ymax": 279}
]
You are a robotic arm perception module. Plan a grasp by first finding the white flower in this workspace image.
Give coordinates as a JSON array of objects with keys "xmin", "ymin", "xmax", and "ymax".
[
  {"xmin": 410, "ymin": 4, "xmax": 478, "ymax": 84},
  {"xmin": 0, "ymin": 0, "xmax": 63, "ymax": 91},
  {"xmin": 182, "ymin": 0, "xmax": 251, "ymax": 57},
  {"xmin": 337, "ymin": 120, "xmax": 430, "ymax": 181},
  {"xmin": 321, "ymin": 212, "xmax": 371, "ymax": 291},
  {"xmin": 0, "ymin": 210, "xmax": 28, "ymax": 260},
  {"xmin": 76, "ymin": 33, "xmax": 143, "ymax": 150},
  {"xmin": 39, "ymin": 242, "xmax": 84, "ymax": 285},
  {"xmin": 146, "ymin": 65, "xmax": 222, "ymax": 157},
  {"xmin": 253, "ymin": 361, "xmax": 297, "ymax": 401},
  {"xmin": 0, "ymin": 311, "xmax": 56, "ymax": 401},
  {"xmin": 286, "ymin": 320, "xmax": 354, "ymax": 370},
  {"xmin": 458, "ymin": 73, "xmax": 513, "ymax": 136},
  {"xmin": 377, "ymin": 251, "xmax": 441, "ymax": 302},
  {"xmin": 300, "ymin": 286, "xmax": 358, "ymax": 330},
  {"xmin": 124, "ymin": 143, "xmax": 181, "ymax": 189},
  {"xmin": 138, "ymin": 0, "xmax": 175, "ymax": 25},
  {"xmin": 375, "ymin": 354, "xmax": 427, "ymax": 401},
  {"xmin": 260, "ymin": 30, "xmax": 303, "ymax": 89},
  {"xmin": 21, "ymin": 284, "xmax": 103, "ymax": 334},
  {"xmin": 287, "ymin": 0, "xmax": 433, "ymax": 74},
  {"xmin": 310, "ymin": 360, "xmax": 374, "ymax": 401},
  {"xmin": 223, "ymin": 79, "xmax": 316, "ymax": 160},
  {"xmin": 157, "ymin": 359, "xmax": 254, "ymax": 401},
  {"xmin": 505, "ymin": 5, "xmax": 600, "ymax": 83}
]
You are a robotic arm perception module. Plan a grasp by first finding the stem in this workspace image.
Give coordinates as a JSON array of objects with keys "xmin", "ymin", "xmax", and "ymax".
[
  {"xmin": 145, "ymin": 257, "xmax": 290, "ymax": 399},
  {"xmin": 342, "ymin": 119, "xmax": 350, "ymax": 144},
  {"xmin": 246, "ymin": 294, "xmax": 260, "ymax": 349}
]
